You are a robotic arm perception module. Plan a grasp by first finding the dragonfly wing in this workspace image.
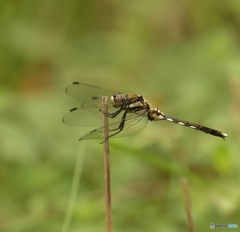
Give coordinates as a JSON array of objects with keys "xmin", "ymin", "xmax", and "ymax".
[
  {"xmin": 63, "ymin": 107, "xmax": 102, "ymax": 127},
  {"xmin": 66, "ymin": 82, "xmax": 135, "ymax": 108},
  {"xmin": 64, "ymin": 82, "xmax": 147, "ymax": 140},
  {"xmin": 79, "ymin": 111, "xmax": 149, "ymax": 140},
  {"xmin": 66, "ymin": 82, "xmax": 107, "ymax": 100},
  {"xmin": 66, "ymin": 82, "xmax": 118, "ymax": 108},
  {"xmin": 63, "ymin": 102, "xmax": 135, "ymax": 127}
]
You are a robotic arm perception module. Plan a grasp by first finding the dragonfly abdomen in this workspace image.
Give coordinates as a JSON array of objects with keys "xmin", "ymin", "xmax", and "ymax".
[{"xmin": 148, "ymin": 108, "xmax": 227, "ymax": 140}]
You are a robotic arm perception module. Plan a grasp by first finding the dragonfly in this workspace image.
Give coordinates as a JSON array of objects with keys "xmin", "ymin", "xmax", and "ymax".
[{"xmin": 63, "ymin": 82, "xmax": 228, "ymax": 141}]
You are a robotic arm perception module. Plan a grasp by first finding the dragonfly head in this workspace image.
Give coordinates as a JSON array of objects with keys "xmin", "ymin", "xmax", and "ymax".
[{"xmin": 111, "ymin": 93, "xmax": 124, "ymax": 108}]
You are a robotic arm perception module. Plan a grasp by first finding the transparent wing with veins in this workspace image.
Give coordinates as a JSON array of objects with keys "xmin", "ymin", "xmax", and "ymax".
[
  {"xmin": 79, "ymin": 109, "xmax": 149, "ymax": 140},
  {"xmin": 62, "ymin": 82, "xmax": 149, "ymax": 140}
]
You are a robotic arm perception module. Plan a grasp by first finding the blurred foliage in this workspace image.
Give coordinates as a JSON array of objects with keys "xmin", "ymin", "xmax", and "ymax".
[{"xmin": 0, "ymin": 0, "xmax": 239, "ymax": 232}]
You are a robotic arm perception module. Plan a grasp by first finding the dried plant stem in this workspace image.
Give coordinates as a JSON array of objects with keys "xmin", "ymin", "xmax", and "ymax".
[
  {"xmin": 61, "ymin": 145, "xmax": 84, "ymax": 232},
  {"xmin": 180, "ymin": 178, "xmax": 195, "ymax": 232},
  {"xmin": 229, "ymin": 77, "xmax": 240, "ymax": 143},
  {"xmin": 102, "ymin": 96, "xmax": 112, "ymax": 232}
]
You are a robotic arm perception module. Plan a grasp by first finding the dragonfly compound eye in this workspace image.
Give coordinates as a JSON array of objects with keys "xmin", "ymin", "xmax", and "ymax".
[{"xmin": 111, "ymin": 93, "xmax": 123, "ymax": 108}]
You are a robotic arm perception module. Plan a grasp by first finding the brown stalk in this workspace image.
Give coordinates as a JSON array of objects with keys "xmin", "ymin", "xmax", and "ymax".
[
  {"xmin": 102, "ymin": 96, "xmax": 112, "ymax": 232},
  {"xmin": 180, "ymin": 178, "xmax": 195, "ymax": 232}
]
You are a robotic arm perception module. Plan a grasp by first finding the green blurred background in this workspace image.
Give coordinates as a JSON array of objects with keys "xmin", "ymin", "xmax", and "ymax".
[{"xmin": 0, "ymin": 1, "xmax": 239, "ymax": 232}]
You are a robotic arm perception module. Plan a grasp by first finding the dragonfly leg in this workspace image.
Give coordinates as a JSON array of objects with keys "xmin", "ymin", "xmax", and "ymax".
[
  {"xmin": 99, "ymin": 111, "xmax": 128, "ymax": 144},
  {"xmin": 99, "ymin": 108, "xmax": 123, "ymax": 118},
  {"xmin": 108, "ymin": 111, "xmax": 128, "ymax": 138}
]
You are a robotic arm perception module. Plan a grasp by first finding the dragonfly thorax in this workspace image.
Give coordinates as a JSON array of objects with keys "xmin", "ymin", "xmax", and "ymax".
[{"xmin": 111, "ymin": 93, "xmax": 146, "ymax": 109}]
